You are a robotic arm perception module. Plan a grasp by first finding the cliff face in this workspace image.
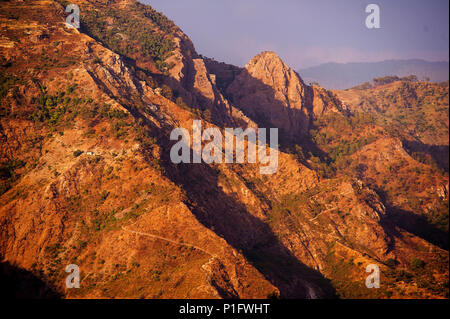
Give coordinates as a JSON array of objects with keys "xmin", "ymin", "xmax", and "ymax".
[
  {"xmin": 226, "ymin": 51, "xmax": 344, "ymax": 139},
  {"xmin": 0, "ymin": 0, "xmax": 448, "ymax": 299},
  {"xmin": 165, "ymin": 35, "xmax": 236, "ymax": 126},
  {"xmin": 227, "ymin": 51, "xmax": 312, "ymax": 138}
]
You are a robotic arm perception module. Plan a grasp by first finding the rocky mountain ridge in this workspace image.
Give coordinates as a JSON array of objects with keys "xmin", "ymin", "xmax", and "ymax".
[{"xmin": 0, "ymin": 0, "xmax": 448, "ymax": 299}]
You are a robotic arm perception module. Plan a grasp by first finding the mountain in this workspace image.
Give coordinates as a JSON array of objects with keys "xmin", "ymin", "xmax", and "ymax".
[
  {"xmin": 226, "ymin": 51, "xmax": 344, "ymax": 140},
  {"xmin": 299, "ymin": 60, "xmax": 450, "ymax": 90},
  {"xmin": 0, "ymin": 0, "xmax": 448, "ymax": 299}
]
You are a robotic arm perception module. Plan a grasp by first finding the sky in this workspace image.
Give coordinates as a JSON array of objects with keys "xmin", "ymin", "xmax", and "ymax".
[{"xmin": 140, "ymin": 0, "xmax": 449, "ymax": 69}]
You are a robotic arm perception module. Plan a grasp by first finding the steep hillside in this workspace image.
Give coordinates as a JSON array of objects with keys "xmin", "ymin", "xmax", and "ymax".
[
  {"xmin": 330, "ymin": 80, "xmax": 449, "ymax": 252},
  {"xmin": 335, "ymin": 80, "xmax": 449, "ymax": 147},
  {"xmin": 0, "ymin": 0, "xmax": 448, "ymax": 299},
  {"xmin": 0, "ymin": 0, "xmax": 279, "ymax": 299}
]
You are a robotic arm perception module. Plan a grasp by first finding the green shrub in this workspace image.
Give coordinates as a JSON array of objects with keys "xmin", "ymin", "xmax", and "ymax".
[
  {"xmin": 0, "ymin": 72, "xmax": 17, "ymax": 98},
  {"xmin": 81, "ymin": 6, "xmax": 175, "ymax": 72},
  {"xmin": 410, "ymin": 257, "xmax": 425, "ymax": 270},
  {"xmin": 385, "ymin": 258, "xmax": 397, "ymax": 268},
  {"xmin": 161, "ymin": 84, "xmax": 173, "ymax": 100},
  {"xmin": 73, "ymin": 150, "xmax": 83, "ymax": 157}
]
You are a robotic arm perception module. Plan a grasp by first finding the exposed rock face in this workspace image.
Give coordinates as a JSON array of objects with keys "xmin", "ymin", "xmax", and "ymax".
[
  {"xmin": 311, "ymin": 86, "xmax": 347, "ymax": 117},
  {"xmin": 192, "ymin": 59, "xmax": 216, "ymax": 102},
  {"xmin": 227, "ymin": 52, "xmax": 313, "ymax": 139},
  {"xmin": 227, "ymin": 52, "xmax": 346, "ymax": 140},
  {"xmin": 191, "ymin": 58, "xmax": 233, "ymax": 123},
  {"xmin": 165, "ymin": 34, "xmax": 234, "ymax": 126},
  {"xmin": 203, "ymin": 57, "xmax": 242, "ymax": 94}
]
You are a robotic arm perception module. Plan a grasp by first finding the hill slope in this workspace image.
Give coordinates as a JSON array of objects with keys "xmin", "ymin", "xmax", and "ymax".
[
  {"xmin": 0, "ymin": 0, "xmax": 448, "ymax": 299},
  {"xmin": 299, "ymin": 60, "xmax": 449, "ymax": 90}
]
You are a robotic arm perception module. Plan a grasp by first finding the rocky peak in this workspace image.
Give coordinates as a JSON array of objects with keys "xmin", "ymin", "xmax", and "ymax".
[
  {"xmin": 227, "ymin": 51, "xmax": 313, "ymax": 139},
  {"xmin": 226, "ymin": 52, "xmax": 347, "ymax": 140},
  {"xmin": 244, "ymin": 51, "xmax": 308, "ymax": 98},
  {"xmin": 246, "ymin": 51, "xmax": 294, "ymax": 77}
]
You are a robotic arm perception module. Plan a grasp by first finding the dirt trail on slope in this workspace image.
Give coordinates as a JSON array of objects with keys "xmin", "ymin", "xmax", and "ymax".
[
  {"xmin": 309, "ymin": 207, "xmax": 338, "ymax": 221},
  {"xmin": 121, "ymin": 226, "xmax": 218, "ymax": 258}
]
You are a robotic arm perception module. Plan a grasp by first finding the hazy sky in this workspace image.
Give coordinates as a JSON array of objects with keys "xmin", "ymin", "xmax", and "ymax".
[{"xmin": 140, "ymin": 0, "xmax": 449, "ymax": 69}]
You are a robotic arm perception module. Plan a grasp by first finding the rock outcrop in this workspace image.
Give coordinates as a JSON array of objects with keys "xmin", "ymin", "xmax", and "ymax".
[
  {"xmin": 165, "ymin": 32, "xmax": 234, "ymax": 126},
  {"xmin": 227, "ymin": 51, "xmax": 313, "ymax": 139},
  {"xmin": 227, "ymin": 52, "xmax": 344, "ymax": 140}
]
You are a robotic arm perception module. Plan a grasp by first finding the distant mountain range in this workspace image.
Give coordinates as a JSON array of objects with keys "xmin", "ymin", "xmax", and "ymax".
[{"xmin": 298, "ymin": 59, "xmax": 449, "ymax": 90}]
